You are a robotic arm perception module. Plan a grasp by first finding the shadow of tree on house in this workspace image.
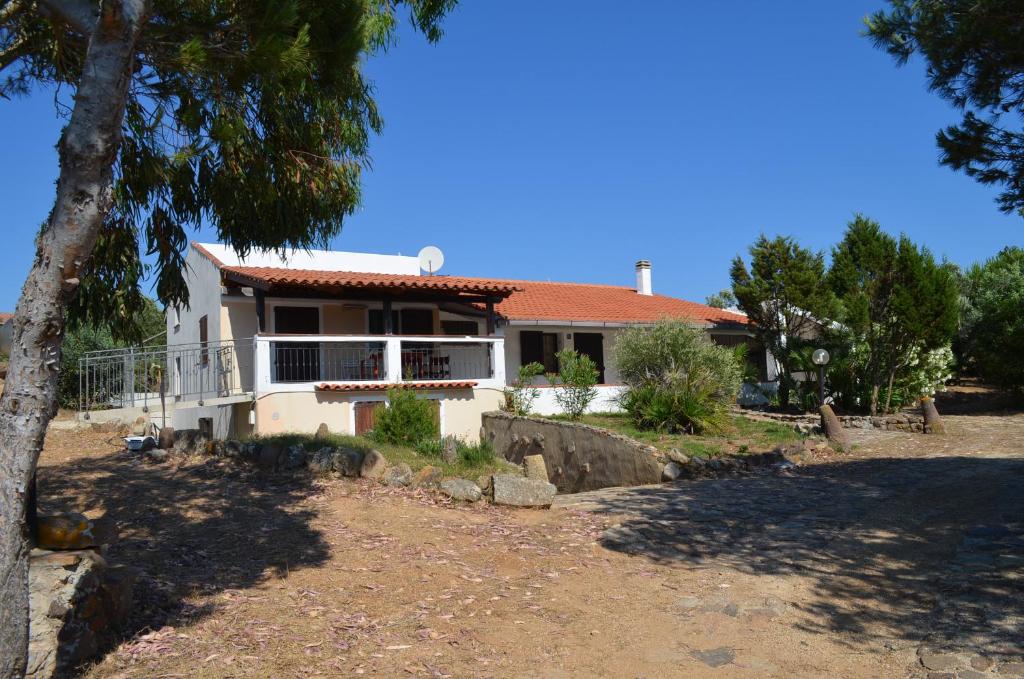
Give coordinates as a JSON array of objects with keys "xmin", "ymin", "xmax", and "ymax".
[{"xmin": 581, "ymin": 455, "xmax": 1024, "ymax": 658}]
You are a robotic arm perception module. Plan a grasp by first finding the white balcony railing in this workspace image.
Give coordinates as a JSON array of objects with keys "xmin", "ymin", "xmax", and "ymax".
[{"xmin": 253, "ymin": 335, "xmax": 505, "ymax": 393}]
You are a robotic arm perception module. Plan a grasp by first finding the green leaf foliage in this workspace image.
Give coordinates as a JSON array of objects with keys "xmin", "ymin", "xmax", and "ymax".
[
  {"xmin": 960, "ymin": 246, "xmax": 1024, "ymax": 392},
  {"xmin": 371, "ymin": 388, "xmax": 439, "ymax": 447},
  {"xmin": 865, "ymin": 1, "xmax": 1024, "ymax": 216},
  {"xmin": 614, "ymin": 320, "xmax": 741, "ymax": 434},
  {"xmin": 1, "ymin": 0, "xmax": 457, "ymax": 321},
  {"xmin": 547, "ymin": 348, "xmax": 599, "ymax": 421},
  {"xmin": 730, "ymin": 235, "xmax": 838, "ymax": 408}
]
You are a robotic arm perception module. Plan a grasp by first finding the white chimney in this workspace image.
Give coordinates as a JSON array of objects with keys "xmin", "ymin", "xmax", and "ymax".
[{"xmin": 635, "ymin": 260, "xmax": 652, "ymax": 295}]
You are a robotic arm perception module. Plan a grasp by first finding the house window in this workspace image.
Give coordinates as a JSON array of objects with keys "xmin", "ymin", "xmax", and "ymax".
[
  {"xmin": 441, "ymin": 320, "xmax": 479, "ymax": 336},
  {"xmin": 400, "ymin": 308, "xmax": 434, "ymax": 335},
  {"xmin": 199, "ymin": 315, "xmax": 209, "ymax": 366},
  {"xmin": 520, "ymin": 330, "xmax": 559, "ymax": 373},
  {"xmin": 368, "ymin": 309, "xmax": 400, "ymax": 334}
]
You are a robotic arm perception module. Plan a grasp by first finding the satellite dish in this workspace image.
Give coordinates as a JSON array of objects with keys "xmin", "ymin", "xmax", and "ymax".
[{"xmin": 418, "ymin": 245, "xmax": 445, "ymax": 275}]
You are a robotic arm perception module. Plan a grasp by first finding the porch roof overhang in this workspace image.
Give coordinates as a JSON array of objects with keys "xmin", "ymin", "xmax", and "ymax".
[{"xmin": 221, "ymin": 266, "xmax": 521, "ymax": 303}]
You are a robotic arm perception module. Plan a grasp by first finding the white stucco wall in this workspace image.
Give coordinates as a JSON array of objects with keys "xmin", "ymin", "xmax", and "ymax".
[
  {"xmin": 503, "ymin": 324, "xmax": 624, "ymax": 385},
  {"xmin": 196, "ymin": 242, "xmax": 419, "ymax": 275},
  {"xmin": 169, "ymin": 247, "xmax": 224, "ymax": 347}
]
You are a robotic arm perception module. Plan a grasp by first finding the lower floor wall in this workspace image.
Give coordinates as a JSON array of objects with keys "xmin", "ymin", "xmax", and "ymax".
[
  {"xmin": 252, "ymin": 388, "xmax": 503, "ymax": 442},
  {"xmin": 170, "ymin": 402, "xmax": 253, "ymax": 440},
  {"xmin": 531, "ymin": 385, "xmax": 626, "ymax": 416}
]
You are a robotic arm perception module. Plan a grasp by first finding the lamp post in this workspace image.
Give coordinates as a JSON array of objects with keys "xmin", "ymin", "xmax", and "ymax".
[{"xmin": 812, "ymin": 348, "xmax": 830, "ymax": 407}]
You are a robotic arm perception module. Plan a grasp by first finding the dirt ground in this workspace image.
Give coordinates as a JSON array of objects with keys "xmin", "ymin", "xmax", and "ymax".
[{"xmin": 35, "ymin": 388, "xmax": 1024, "ymax": 678}]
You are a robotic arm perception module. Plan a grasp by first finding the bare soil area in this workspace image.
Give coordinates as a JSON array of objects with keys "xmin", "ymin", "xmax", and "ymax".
[{"xmin": 35, "ymin": 392, "xmax": 1024, "ymax": 678}]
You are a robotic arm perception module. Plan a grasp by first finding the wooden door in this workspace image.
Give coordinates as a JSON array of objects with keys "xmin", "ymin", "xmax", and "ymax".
[{"xmin": 354, "ymin": 401, "xmax": 383, "ymax": 436}]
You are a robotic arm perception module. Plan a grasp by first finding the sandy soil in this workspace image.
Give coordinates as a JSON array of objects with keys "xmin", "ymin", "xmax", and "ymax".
[{"xmin": 34, "ymin": 388, "xmax": 1024, "ymax": 678}]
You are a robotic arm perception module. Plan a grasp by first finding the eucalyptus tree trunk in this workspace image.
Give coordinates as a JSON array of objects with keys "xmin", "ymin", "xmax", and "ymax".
[{"xmin": 0, "ymin": 1, "xmax": 146, "ymax": 675}]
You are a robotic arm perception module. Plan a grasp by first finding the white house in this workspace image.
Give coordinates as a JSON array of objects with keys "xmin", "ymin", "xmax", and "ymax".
[{"xmin": 149, "ymin": 242, "xmax": 756, "ymax": 441}]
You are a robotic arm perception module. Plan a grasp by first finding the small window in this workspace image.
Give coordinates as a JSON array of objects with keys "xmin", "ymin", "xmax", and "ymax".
[
  {"xmin": 520, "ymin": 330, "xmax": 559, "ymax": 373},
  {"xmin": 199, "ymin": 315, "xmax": 209, "ymax": 366}
]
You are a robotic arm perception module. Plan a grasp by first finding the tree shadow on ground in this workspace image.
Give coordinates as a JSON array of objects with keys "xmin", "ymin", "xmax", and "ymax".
[
  {"xmin": 584, "ymin": 456, "xmax": 1024, "ymax": 657},
  {"xmin": 36, "ymin": 443, "xmax": 331, "ymax": 658}
]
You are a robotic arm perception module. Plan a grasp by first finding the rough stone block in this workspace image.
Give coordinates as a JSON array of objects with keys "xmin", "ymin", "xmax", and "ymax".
[
  {"xmin": 662, "ymin": 461, "xmax": 685, "ymax": 481},
  {"xmin": 157, "ymin": 426, "xmax": 175, "ymax": 450},
  {"xmin": 523, "ymin": 454, "xmax": 549, "ymax": 481},
  {"xmin": 410, "ymin": 465, "xmax": 443, "ymax": 489},
  {"xmin": 336, "ymin": 448, "xmax": 366, "ymax": 477},
  {"xmin": 383, "ymin": 463, "xmax": 413, "ymax": 487},
  {"xmin": 491, "ymin": 474, "xmax": 556, "ymax": 507},
  {"xmin": 439, "ymin": 478, "xmax": 482, "ymax": 502}
]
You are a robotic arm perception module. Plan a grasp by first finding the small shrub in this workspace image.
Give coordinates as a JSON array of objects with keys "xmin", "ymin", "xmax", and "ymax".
[
  {"xmin": 547, "ymin": 348, "xmax": 599, "ymax": 420},
  {"xmin": 414, "ymin": 437, "xmax": 444, "ymax": 457},
  {"xmin": 415, "ymin": 436, "xmax": 496, "ymax": 467},
  {"xmin": 502, "ymin": 362, "xmax": 545, "ymax": 415},
  {"xmin": 371, "ymin": 388, "xmax": 439, "ymax": 446},
  {"xmin": 614, "ymin": 319, "xmax": 741, "ymax": 434}
]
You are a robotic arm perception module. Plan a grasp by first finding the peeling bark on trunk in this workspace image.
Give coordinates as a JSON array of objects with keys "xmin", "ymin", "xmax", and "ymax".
[{"xmin": 0, "ymin": 2, "xmax": 146, "ymax": 675}]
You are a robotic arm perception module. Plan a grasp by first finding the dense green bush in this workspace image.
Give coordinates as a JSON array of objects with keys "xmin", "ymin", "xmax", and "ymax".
[
  {"xmin": 614, "ymin": 320, "xmax": 742, "ymax": 434},
  {"xmin": 371, "ymin": 388, "xmax": 439, "ymax": 446},
  {"xmin": 547, "ymin": 348, "xmax": 599, "ymax": 420},
  {"xmin": 960, "ymin": 247, "xmax": 1024, "ymax": 393}
]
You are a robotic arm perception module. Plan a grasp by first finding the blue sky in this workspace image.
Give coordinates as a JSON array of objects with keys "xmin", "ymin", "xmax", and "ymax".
[{"xmin": 1, "ymin": 1, "xmax": 1021, "ymax": 312}]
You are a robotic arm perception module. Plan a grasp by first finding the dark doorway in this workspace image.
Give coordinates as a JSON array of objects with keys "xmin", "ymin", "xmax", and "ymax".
[
  {"xmin": 273, "ymin": 306, "xmax": 320, "ymax": 382},
  {"xmin": 573, "ymin": 332, "xmax": 605, "ymax": 383}
]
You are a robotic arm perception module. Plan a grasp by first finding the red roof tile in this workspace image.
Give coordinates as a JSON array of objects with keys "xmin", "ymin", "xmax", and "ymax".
[
  {"xmin": 315, "ymin": 381, "xmax": 477, "ymax": 392},
  {"xmin": 223, "ymin": 266, "xmax": 520, "ymax": 296},
  {"xmin": 0, "ymin": 312, "xmax": 14, "ymax": 324},
  {"xmin": 490, "ymin": 279, "xmax": 748, "ymax": 326}
]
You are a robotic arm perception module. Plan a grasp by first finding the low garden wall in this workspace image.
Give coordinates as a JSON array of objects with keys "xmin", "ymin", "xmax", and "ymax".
[
  {"xmin": 481, "ymin": 411, "xmax": 666, "ymax": 493},
  {"xmin": 736, "ymin": 407, "xmax": 926, "ymax": 433}
]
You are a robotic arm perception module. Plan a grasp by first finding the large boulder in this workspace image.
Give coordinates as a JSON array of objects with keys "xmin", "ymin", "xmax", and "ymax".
[
  {"xmin": 662, "ymin": 460, "xmax": 685, "ymax": 481},
  {"xmin": 360, "ymin": 449, "xmax": 388, "ymax": 479},
  {"xmin": 335, "ymin": 448, "xmax": 366, "ymax": 477},
  {"xmin": 439, "ymin": 478, "xmax": 482, "ymax": 502},
  {"xmin": 441, "ymin": 437, "xmax": 459, "ymax": 464},
  {"xmin": 281, "ymin": 444, "xmax": 308, "ymax": 470},
  {"xmin": 256, "ymin": 442, "xmax": 284, "ymax": 471},
  {"xmin": 157, "ymin": 427, "xmax": 175, "ymax": 450},
  {"xmin": 307, "ymin": 447, "xmax": 337, "ymax": 474},
  {"xmin": 383, "ymin": 463, "xmax": 413, "ymax": 487},
  {"xmin": 491, "ymin": 474, "xmax": 557, "ymax": 508}
]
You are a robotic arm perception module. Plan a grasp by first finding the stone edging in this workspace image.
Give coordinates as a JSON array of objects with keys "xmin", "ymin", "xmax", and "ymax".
[{"xmin": 733, "ymin": 407, "xmax": 926, "ymax": 433}]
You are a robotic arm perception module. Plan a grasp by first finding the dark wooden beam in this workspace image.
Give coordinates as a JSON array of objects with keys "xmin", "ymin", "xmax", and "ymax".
[
  {"xmin": 223, "ymin": 269, "xmax": 270, "ymax": 291},
  {"xmin": 485, "ymin": 298, "xmax": 496, "ymax": 335},
  {"xmin": 255, "ymin": 289, "xmax": 266, "ymax": 332},
  {"xmin": 382, "ymin": 299, "xmax": 393, "ymax": 334}
]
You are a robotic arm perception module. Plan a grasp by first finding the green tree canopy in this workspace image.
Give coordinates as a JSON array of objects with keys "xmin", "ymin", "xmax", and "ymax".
[
  {"xmin": 828, "ymin": 216, "xmax": 959, "ymax": 413},
  {"xmin": 866, "ymin": 1, "xmax": 1024, "ymax": 216},
  {"xmin": 960, "ymin": 246, "xmax": 1024, "ymax": 392},
  {"xmin": 705, "ymin": 288, "xmax": 737, "ymax": 309},
  {"xmin": 730, "ymin": 235, "xmax": 839, "ymax": 408}
]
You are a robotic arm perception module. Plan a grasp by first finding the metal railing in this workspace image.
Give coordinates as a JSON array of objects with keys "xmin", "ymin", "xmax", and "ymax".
[
  {"xmin": 79, "ymin": 339, "xmax": 252, "ymax": 413},
  {"xmin": 398, "ymin": 340, "xmax": 493, "ymax": 381},
  {"xmin": 271, "ymin": 341, "xmax": 387, "ymax": 383},
  {"xmin": 262, "ymin": 335, "xmax": 500, "ymax": 386}
]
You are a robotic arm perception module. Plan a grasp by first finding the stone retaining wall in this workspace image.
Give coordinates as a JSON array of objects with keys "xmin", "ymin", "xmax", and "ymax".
[
  {"xmin": 481, "ymin": 412, "xmax": 666, "ymax": 493},
  {"xmin": 735, "ymin": 407, "xmax": 926, "ymax": 433}
]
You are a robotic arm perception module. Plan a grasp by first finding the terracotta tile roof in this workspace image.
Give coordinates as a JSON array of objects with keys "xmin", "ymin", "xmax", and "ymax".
[
  {"xmin": 0, "ymin": 312, "xmax": 14, "ymax": 324},
  {"xmin": 223, "ymin": 266, "xmax": 520, "ymax": 296},
  {"xmin": 315, "ymin": 381, "xmax": 477, "ymax": 392},
  {"xmin": 489, "ymin": 279, "xmax": 749, "ymax": 327}
]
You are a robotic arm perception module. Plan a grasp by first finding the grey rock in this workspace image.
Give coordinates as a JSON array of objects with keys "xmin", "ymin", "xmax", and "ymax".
[
  {"xmin": 360, "ymin": 449, "xmax": 388, "ymax": 479},
  {"xmin": 314, "ymin": 422, "xmax": 331, "ymax": 440},
  {"xmin": 307, "ymin": 447, "xmax": 337, "ymax": 474},
  {"xmin": 523, "ymin": 454, "xmax": 549, "ymax": 481},
  {"xmin": 999, "ymin": 661, "xmax": 1024, "ymax": 676},
  {"xmin": 336, "ymin": 448, "xmax": 366, "ymax": 477},
  {"xmin": 410, "ymin": 465, "xmax": 443, "ymax": 489},
  {"xmin": 281, "ymin": 444, "xmax": 307, "ymax": 470},
  {"xmin": 666, "ymin": 448, "xmax": 690, "ymax": 465},
  {"xmin": 969, "ymin": 656, "xmax": 994, "ymax": 671},
  {"xmin": 256, "ymin": 442, "xmax": 283, "ymax": 471},
  {"xmin": 441, "ymin": 436, "xmax": 459, "ymax": 464},
  {"xmin": 662, "ymin": 461, "xmax": 685, "ymax": 481},
  {"xmin": 691, "ymin": 647, "xmax": 735, "ymax": 668},
  {"xmin": 439, "ymin": 478, "xmax": 482, "ymax": 502},
  {"xmin": 383, "ymin": 463, "xmax": 413, "ymax": 487},
  {"xmin": 918, "ymin": 650, "xmax": 961, "ymax": 672},
  {"xmin": 491, "ymin": 474, "xmax": 556, "ymax": 507}
]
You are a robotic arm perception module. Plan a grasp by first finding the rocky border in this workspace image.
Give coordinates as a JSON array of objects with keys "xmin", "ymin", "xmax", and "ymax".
[{"xmin": 734, "ymin": 406, "xmax": 926, "ymax": 434}]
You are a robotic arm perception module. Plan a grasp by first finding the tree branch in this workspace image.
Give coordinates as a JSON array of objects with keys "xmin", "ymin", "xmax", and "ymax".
[{"xmin": 36, "ymin": 0, "xmax": 95, "ymax": 35}]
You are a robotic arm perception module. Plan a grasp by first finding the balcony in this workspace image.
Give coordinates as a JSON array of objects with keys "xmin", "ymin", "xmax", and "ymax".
[{"xmin": 254, "ymin": 334, "xmax": 506, "ymax": 393}]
